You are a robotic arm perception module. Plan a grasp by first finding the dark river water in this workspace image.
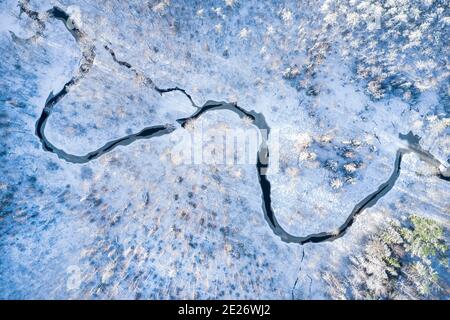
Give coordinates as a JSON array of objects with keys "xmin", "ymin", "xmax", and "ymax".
[{"xmin": 27, "ymin": 5, "xmax": 449, "ymax": 245}]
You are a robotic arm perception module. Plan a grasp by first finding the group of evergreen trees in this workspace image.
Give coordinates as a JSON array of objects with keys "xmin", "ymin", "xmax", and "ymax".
[{"xmin": 324, "ymin": 214, "xmax": 448, "ymax": 299}]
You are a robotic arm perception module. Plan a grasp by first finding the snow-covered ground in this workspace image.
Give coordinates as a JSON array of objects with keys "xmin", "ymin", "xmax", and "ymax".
[{"xmin": 0, "ymin": 0, "xmax": 448, "ymax": 299}]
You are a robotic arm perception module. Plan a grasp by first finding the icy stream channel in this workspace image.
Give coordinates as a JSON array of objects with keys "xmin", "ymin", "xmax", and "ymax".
[{"xmin": 26, "ymin": 4, "xmax": 449, "ymax": 245}]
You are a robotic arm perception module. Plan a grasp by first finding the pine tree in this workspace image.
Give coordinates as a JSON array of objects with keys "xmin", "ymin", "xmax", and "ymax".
[{"xmin": 401, "ymin": 215, "xmax": 447, "ymax": 263}]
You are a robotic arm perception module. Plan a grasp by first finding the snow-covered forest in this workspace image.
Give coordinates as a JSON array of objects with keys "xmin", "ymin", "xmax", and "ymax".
[{"xmin": 0, "ymin": 0, "xmax": 448, "ymax": 299}]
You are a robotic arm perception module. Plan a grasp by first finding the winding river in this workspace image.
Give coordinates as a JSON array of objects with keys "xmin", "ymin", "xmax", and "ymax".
[{"xmin": 18, "ymin": 3, "xmax": 449, "ymax": 245}]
